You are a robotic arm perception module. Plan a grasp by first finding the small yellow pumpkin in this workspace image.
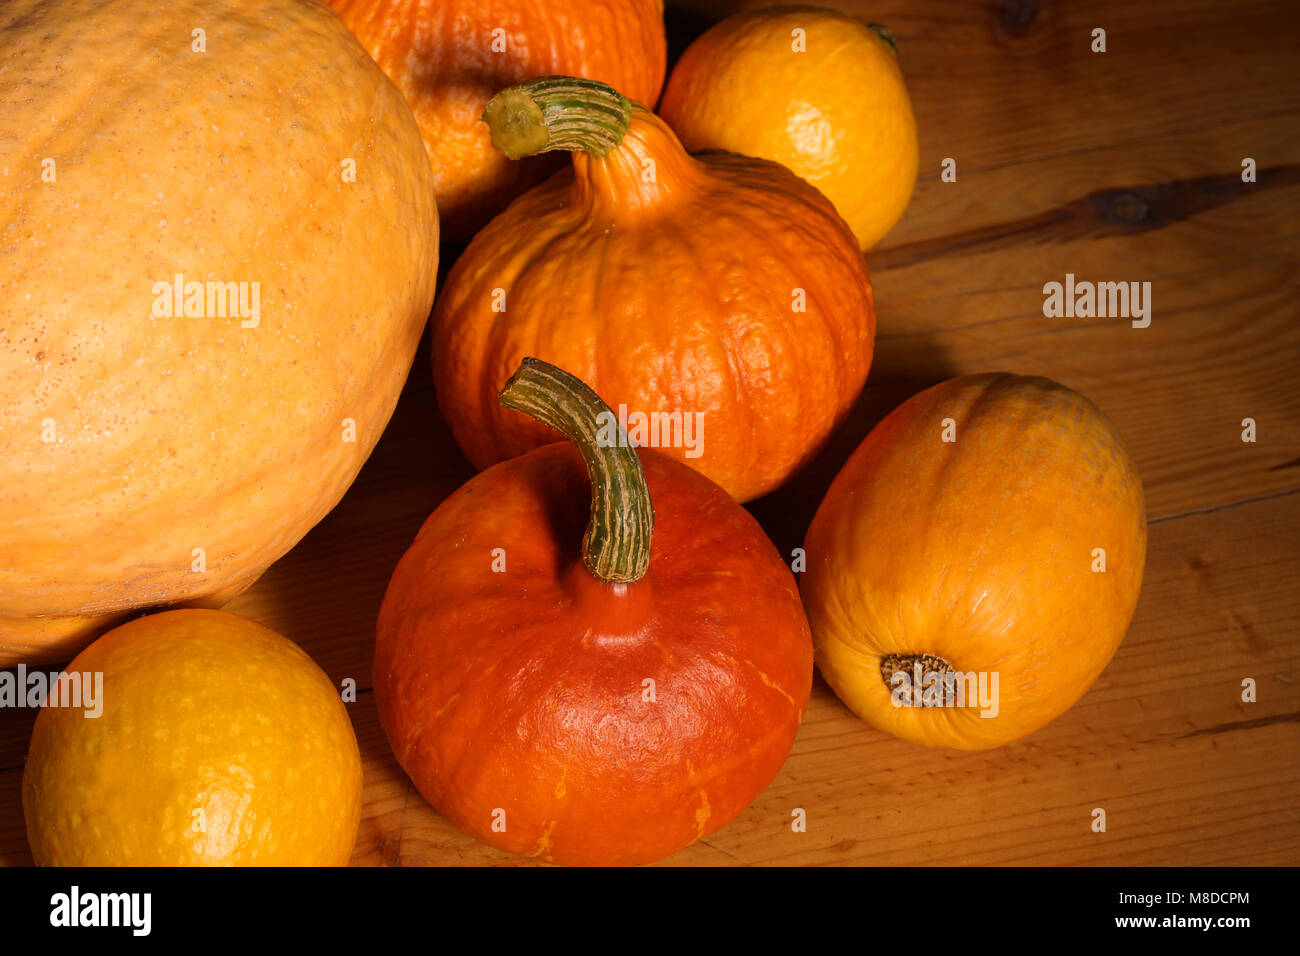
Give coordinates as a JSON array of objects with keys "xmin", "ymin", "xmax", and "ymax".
[{"xmin": 802, "ymin": 374, "xmax": 1147, "ymax": 749}]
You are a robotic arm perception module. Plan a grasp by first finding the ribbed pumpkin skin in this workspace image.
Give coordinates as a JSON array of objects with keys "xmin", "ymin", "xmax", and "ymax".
[
  {"xmin": 802, "ymin": 375, "xmax": 1147, "ymax": 749},
  {"xmin": 0, "ymin": 0, "xmax": 438, "ymax": 665},
  {"xmin": 329, "ymin": 0, "xmax": 667, "ymax": 240},
  {"xmin": 375, "ymin": 443, "xmax": 812, "ymax": 865},
  {"xmin": 432, "ymin": 107, "xmax": 875, "ymax": 503}
]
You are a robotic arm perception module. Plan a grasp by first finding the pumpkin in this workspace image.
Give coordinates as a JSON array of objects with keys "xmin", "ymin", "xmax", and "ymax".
[
  {"xmin": 329, "ymin": 0, "xmax": 667, "ymax": 241},
  {"xmin": 432, "ymin": 77, "xmax": 876, "ymax": 503},
  {"xmin": 375, "ymin": 359, "xmax": 812, "ymax": 865},
  {"xmin": 801, "ymin": 374, "xmax": 1146, "ymax": 749},
  {"xmin": 659, "ymin": 5, "xmax": 919, "ymax": 250},
  {"xmin": 23, "ymin": 609, "xmax": 362, "ymax": 866},
  {"xmin": 0, "ymin": 0, "xmax": 439, "ymax": 666}
]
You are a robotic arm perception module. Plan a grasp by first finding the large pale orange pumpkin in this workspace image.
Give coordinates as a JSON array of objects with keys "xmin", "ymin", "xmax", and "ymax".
[
  {"xmin": 432, "ymin": 77, "xmax": 875, "ymax": 503},
  {"xmin": 376, "ymin": 360, "xmax": 812, "ymax": 865},
  {"xmin": 0, "ymin": 0, "xmax": 439, "ymax": 665},
  {"xmin": 801, "ymin": 375, "xmax": 1147, "ymax": 749},
  {"xmin": 329, "ymin": 0, "xmax": 667, "ymax": 241}
]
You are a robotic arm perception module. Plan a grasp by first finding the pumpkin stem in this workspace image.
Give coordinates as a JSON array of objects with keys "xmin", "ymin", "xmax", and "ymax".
[
  {"xmin": 482, "ymin": 76, "xmax": 632, "ymax": 160},
  {"xmin": 879, "ymin": 653, "xmax": 958, "ymax": 706},
  {"xmin": 499, "ymin": 358, "xmax": 653, "ymax": 584}
]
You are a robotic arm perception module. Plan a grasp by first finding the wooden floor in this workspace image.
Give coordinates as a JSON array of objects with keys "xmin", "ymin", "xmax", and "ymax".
[{"xmin": 2, "ymin": 0, "xmax": 1297, "ymax": 865}]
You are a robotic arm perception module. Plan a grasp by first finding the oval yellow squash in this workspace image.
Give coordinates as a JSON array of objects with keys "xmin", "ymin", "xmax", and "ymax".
[{"xmin": 802, "ymin": 374, "xmax": 1147, "ymax": 749}]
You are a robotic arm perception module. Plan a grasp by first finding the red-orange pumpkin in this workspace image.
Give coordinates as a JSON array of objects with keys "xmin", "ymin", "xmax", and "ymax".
[
  {"xmin": 375, "ymin": 359, "xmax": 812, "ymax": 865},
  {"xmin": 432, "ymin": 77, "xmax": 876, "ymax": 503},
  {"xmin": 329, "ymin": 0, "xmax": 667, "ymax": 240}
]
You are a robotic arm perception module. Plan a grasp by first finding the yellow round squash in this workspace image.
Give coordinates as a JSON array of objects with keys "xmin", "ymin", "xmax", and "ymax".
[
  {"xmin": 802, "ymin": 374, "xmax": 1147, "ymax": 749},
  {"xmin": 660, "ymin": 5, "xmax": 918, "ymax": 250},
  {"xmin": 0, "ymin": 0, "xmax": 439, "ymax": 665},
  {"xmin": 24, "ymin": 609, "xmax": 363, "ymax": 866}
]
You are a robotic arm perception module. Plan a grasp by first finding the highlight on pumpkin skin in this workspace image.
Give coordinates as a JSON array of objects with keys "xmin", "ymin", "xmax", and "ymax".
[{"xmin": 374, "ymin": 359, "xmax": 813, "ymax": 865}]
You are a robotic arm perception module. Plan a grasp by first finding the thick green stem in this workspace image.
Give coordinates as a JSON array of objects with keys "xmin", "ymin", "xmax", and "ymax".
[
  {"xmin": 499, "ymin": 358, "xmax": 653, "ymax": 584},
  {"xmin": 482, "ymin": 76, "xmax": 632, "ymax": 160}
]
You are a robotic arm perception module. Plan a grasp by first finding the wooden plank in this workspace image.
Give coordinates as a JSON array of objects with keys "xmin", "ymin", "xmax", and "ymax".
[
  {"xmin": 749, "ymin": 259, "xmax": 1300, "ymax": 559},
  {"xmin": 889, "ymin": 120, "xmax": 1300, "ymax": 254},
  {"xmin": 1, "ymin": 0, "xmax": 1296, "ymax": 868},
  {"xmin": 669, "ymin": 0, "xmax": 1300, "ymax": 195}
]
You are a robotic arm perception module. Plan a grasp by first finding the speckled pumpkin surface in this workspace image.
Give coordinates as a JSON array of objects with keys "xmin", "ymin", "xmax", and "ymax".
[
  {"xmin": 22, "ymin": 609, "xmax": 362, "ymax": 865},
  {"xmin": 0, "ymin": 0, "xmax": 439, "ymax": 665}
]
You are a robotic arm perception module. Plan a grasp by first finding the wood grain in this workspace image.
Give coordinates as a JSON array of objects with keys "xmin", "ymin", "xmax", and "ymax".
[{"xmin": 1, "ymin": 0, "xmax": 1297, "ymax": 866}]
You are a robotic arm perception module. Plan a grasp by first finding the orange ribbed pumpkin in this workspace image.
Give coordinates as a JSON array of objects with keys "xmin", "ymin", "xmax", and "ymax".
[
  {"xmin": 376, "ymin": 360, "xmax": 812, "ymax": 865},
  {"xmin": 0, "ymin": 0, "xmax": 438, "ymax": 665},
  {"xmin": 329, "ymin": 0, "xmax": 666, "ymax": 240},
  {"xmin": 801, "ymin": 374, "xmax": 1147, "ymax": 749},
  {"xmin": 432, "ymin": 77, "xmax": 875, "ymax": 503}
]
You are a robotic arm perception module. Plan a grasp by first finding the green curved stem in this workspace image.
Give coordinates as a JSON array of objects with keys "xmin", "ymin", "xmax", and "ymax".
[{"xmin": 499, "ymin": 358, "xmax": 653, "ymax": 584}]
